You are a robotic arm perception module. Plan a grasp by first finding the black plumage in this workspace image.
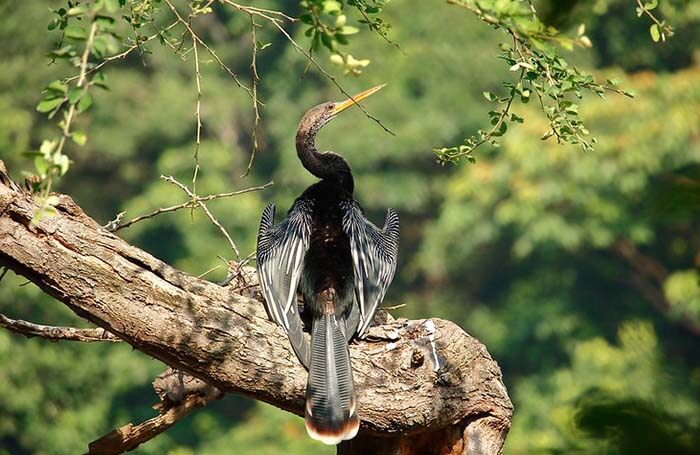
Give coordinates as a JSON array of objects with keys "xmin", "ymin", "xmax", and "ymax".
[{"xmin": 256, "ymin": 86, "xmax": 399, "ymax": 445}]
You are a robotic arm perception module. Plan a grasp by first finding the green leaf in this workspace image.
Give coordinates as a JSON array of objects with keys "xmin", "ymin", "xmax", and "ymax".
[
  {"xmin": 72, "ymin": 131, "xmax": 88, "ymax": 146},
  {"xmin": 56, "ymin": 154, "xmax": 70, "ymax": 175},
  {"xmin": 320, "ymin": 32, "xmax": 334, "ymax": 50},
  {"xmin": 46, "ymin": 80, "xmax": 68, "ymax": 94},
  {"xmin": 335, "ymin": 33, "xmax": 349, "ymax": 45},
  {"xmin": 77, "ymin": 92, "xmax": 93, "ymax": 113},
  {"xmin": 650, "ymin": 24, "xmax": 660, "ymax": 42},
  {"xmin": 64, "ymin": 24, "xmax": 87, "ymax": 40},
  {"xmin": 40, "ymin": 139, "xmax": 57, "ymax": 156},
  {"xmin": 95, "ymin": 15, "xmax": 116, "ymax": 29},
  {"xmin": 66, "ymin": 5, "xmax": 88, "ymax": 16},
  {"xmin": 40, "ymin": 204, "xmax": 59, "ymax": 219},
  {"xmin": 68, "ymin": 87, "xmax": 85, "ymax": 105},
  {"xmin": 492, "ymin": 121, "xmax": 508, "ymax": 137},
  {"xmin": 92, "ymin": 34, "xmax": 119, "ymax": 57},
  {"xmin": 338, "ymin": 26, "xmax": 359, "ymax": 35},
  {"xmin": 36, "ymin": 97, "xmax": 64, "ymax": 113},
  {"xmin": 322, "ymin": 0, "xmax": 342, "ymax": 14},
  {"xmin": 511, "ymin": 113, "xmax": 524, "ymax": 123},
  {"xmin": 34, "ymin": 156, "xmax": 49, "ymax": 178},
  {"xmin": 92, "ymin": 72, "xmax": 109, "ymax": 90},
  {"xmin": 311, "ymin": 33, "xmax": 322, "ymax": 52},
  {"xmin": 101, "ymin": 0, "xmax": 120, "ymax": 13},
  {"xmin": 48, "ymin": 18, "xmax": 61, "ymax": 31},
  {"xmin": 644, "ymin": 0, "xmax": 658, "ymax": 11},
  {"xmin": 46, "ymin": 195, "xmax": 61, "ymax": 206},
  {"xmin": 483, "ymin": 91, "xmax": 497, "ymax": 102},
  {"xmin": 50, "ymin": 45, "xmax": 75, "ymax": 59}
]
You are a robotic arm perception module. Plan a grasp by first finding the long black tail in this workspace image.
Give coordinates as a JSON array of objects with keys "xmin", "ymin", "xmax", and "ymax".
[{"xmin": 304, "ymin": 294, "xmax": 359, "ymax": 445}]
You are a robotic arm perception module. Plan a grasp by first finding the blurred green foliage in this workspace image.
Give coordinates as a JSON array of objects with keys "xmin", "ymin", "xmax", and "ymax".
[{"xmin": 1, "ymin": 0, "xmax": 699, "ymax": 454}]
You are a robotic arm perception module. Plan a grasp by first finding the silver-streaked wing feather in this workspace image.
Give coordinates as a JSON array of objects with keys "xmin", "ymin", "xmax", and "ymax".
[
  {"xmin": 341, "ymin": 201, "xmax": 399, "ymax": 338},
  {"xmin": 257, "ymin": 201, "xmax": 313, "ymax": 367}
]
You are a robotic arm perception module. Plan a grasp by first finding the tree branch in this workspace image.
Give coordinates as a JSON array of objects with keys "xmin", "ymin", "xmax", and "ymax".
[
  {"xmin": 88, "ymin": 369, "xmax": 222, "ymax": 455},
  {"xmin": 611, "ymin": 237, "xmax": 700, "ymax": 336},
  {"xmin": 0, "ymin": 312, "xmax": 122, "ymax": 342},
  {"xmin": 0, "ymin": 164, "xmax": 512, "ymax": 454}
]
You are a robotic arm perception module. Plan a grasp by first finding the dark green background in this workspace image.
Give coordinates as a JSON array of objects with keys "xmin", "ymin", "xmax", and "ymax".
[{"xmin": 1, "ymin": 1, "xmax": 699, "ymax": 453}]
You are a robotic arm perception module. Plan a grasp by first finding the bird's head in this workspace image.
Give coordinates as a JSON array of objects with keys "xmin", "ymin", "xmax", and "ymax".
[
  {"xmin": 297, "ymin": 84, "xmax": 385, "ymax": 138},
  {"xmin": 295, "ymin": 84, "xmax": 385, "ymax": 192}
]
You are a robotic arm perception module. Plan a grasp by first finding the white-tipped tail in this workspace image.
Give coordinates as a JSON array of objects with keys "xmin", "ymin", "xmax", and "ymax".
[{"xmin": 304, "ymin": 310, "xmax": 359, "ymax": 445}]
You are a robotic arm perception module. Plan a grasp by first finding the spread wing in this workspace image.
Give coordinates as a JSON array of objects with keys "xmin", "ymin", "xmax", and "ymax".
[
  {"xmin": 256, "ymin": 200, "xmax": 313, "ymax": 367},
  {"xmin": 341, "ymin": 201, "xmax": 400, "ymax": 338}
]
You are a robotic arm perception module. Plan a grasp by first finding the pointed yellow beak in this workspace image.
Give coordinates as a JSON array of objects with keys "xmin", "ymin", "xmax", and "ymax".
[{"xmin": 331, "ymin": 84, "xmax": 385, "ymax": 115}]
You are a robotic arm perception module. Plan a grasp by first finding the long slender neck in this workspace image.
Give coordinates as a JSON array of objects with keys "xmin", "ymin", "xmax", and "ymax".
[{"xmin": 296, "ymin": 124, "xmax": 354, "ymax": 193}]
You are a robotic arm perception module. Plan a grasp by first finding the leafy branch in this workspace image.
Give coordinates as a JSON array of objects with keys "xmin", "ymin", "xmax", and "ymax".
[
  {"xmin": 635, "ymin": 0, "xmax": 674, "ymax": 42},
  {"xmin": 434, "ymin": 0, "xmax": 634, "ymax": 164},
  {"xmin": 31, "ymin": 5, "xmax": 108, "ymax": 222},
  {"xmin": 299, "ymin": 0, "xmax": 394, "ymax": 75}
]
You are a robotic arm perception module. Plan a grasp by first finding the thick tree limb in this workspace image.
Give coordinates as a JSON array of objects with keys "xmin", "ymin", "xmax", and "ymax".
[
  {"xmin": 0, "ymin": 312, "xmax": 122, "ymax": 342},
  {"xmin": 0, "ymin": 166, "xmax": 512, "ymax": 454}
]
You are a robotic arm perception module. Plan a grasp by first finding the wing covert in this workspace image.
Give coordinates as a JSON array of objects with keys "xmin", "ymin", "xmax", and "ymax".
[{"xmin": 341, "ymin": 201, "xmax": 399, "ymax": 338}]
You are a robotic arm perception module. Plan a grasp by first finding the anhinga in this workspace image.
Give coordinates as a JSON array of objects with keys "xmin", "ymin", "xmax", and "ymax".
[{"xmin": 256, "ymin": 85, "xmax": 399, "ymax": 445}]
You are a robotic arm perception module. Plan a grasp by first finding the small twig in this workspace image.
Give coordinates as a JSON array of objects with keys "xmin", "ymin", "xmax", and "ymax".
[
  {"xmin": 274, "ymin": 19, "xmax": 394, "ymax": 135},
  {"xmin": 36, "ymin": 20, "xmax": 99, "ymax": 218},
  {"xmin": 112, "ymin": 181, "xmax": 272, "ymax": 231},
  {"xmin": 635, "ymin": 0, "xmax": 674, "ymax": 40},
  {"xmin": 242, "ymin": 15, "xmax": 262, "ymax": 177},
  {"xmin": 353, "ymin": 4, "xmax": 404, "ymax": 54},
  {"xmin": 197, "ymin": 264, "xmax": 223, "ymax": 279},
  {"xmin": 192, "ymin": 182, "xmax": 274, "ymax": 203},
  {"xmin": 191, "ymin": 35, "xmax": 202, "ymax": 196},
  {"xmin": 526, "ymin": 0, "xmax": 538, "ymax": 19},
  {"xmin": 65, "ymin": 21, "xmax": 180, "ymax": 84},
  {"xmin": 163, "ymin": 0, "xmax": 254, "ymax": 99},
  {"xmin": 0, "ymin": 267, "xmax": 8, "ymax": 284},
  {"xmin": 104, "ymin": 211, "xmax": 126, "ymax": 232},
  {"xmin": 218, "ymin": 251, "xmax": 256, "ymax": 287},
  {"xmin": 87, "ymin": 387, "xmax": 222, "ymax": 455},
  {"xmin": 381, "ymin": 303, "xmax": 406, "ymax": 311},
  {"xmin": 115, "ymin": 202, "xmax": 195, "ymax": 231},
  {"xmin": 0, "ymin": 313, "xmax": 122, "ymax": 342},
  {"xmin": 59, "ymin": 19, "xmax": 97, "ymax": 141},
  {"xmin": 220, "ymin": 1, "xmax": 296, "ymax": 22},
  {"xmin": 219, "ymin": 0, "xmax": 394, "ymax": 136},
  {"xmin": 162, "ymin": 175, "xmax": 240, "ymax": 257}
]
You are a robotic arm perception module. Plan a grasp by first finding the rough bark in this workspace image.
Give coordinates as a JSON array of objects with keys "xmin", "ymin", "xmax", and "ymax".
[
  {"xmin": 0, "ymin": 167, "xmax": 512, "ymax": 454},
  {"xmin": 86, "ymin": 368, "xmax": 222, "ymax": 454},
  {"xmin": 0, "ymin": 312, "xmax": 121, "ymax": 342}
]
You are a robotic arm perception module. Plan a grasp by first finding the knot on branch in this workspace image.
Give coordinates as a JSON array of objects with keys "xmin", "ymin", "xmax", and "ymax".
[{"xmin": 153, "ymin": 368, "xmax": 221, "ymax": 411}]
